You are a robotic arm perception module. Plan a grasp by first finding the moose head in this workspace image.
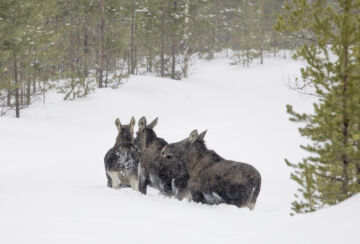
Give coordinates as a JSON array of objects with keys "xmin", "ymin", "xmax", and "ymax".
[
  {"xmin": 134, "ymin": 116, "xmax": 159, "ymax": 152},
  {"xmin": 160, "ymin": 129, "xmax": 207, "ymax": 163},
  {"xmin": 114, "ymin": 116, "xmax": 136, "ymax": 146}
]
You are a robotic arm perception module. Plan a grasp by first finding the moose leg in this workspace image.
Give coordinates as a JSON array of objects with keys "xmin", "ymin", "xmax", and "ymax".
[
  {"xmin": 173, "ymin": 184, "xmax": 191, "ymax": 201},
  {"xmin": 247, "ymin": 181, "xmax": 261, "ymax": 210},
  {"xmin": 107, "ymin": 171, "xmax": 121, "ymax": 189},
  {"xmin": 212, "ymin": 192, "xmax": 224, "ymax": 204},
  {"xmin": 138, "ymin": 164, "xmax": 149, "ymax": 194},
  {"xmin": 191, "ymin": 191, "xmax": 205, "ymax": 203},
  {"xmin": 171, "ymin": 179, "xmax": 180, "ymax": 199},
  {"xmin": 106, "ymin": 171, "xmax": 112, "ymax": 188},
  {"xmin": 179, "ymin": 189, "xmax": 191, "ymax": 201}
]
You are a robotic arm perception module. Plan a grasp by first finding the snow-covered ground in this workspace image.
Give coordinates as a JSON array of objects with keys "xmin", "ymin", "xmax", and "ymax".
[{"xmin": 0, "ymin": 55, "xmax": 358, "ymax": 244}]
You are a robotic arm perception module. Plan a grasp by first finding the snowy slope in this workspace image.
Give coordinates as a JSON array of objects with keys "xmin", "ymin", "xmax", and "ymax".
[{"xmin": 0, "ymin": 54, "xmax": 358, "ymax": 244}]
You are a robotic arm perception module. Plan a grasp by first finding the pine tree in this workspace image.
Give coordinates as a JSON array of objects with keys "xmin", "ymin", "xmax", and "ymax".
[{"xmin": 276, "ymin": 0, "xmax": 360, "ymax": 214}]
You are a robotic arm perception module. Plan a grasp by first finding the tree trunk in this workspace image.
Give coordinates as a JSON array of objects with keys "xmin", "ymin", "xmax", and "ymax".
[
  {"xmin": 98, "ymin": 0, "xmax": 105, "ymax": 88},
  {"xmin": 273, "ymin": 33, "xmax": 277, "ymax": 57},
  {"xmin": 171, "ymin": 0, "xmax": 177, "ymax": 79},
  {"xmin": 127, "ymin": 50, "xmax": 131, "ymax": 75},
  {"xmin": 26, "ymin": 72, "xmax": 31, "ymax": 105},
  {"xmin": 83, "ymin": 15, "xmax": 89, "ymax": 78},
  {"xmin": 130, "ymin": 1, "xmax": 136, "ymax": 75},
  {"xmin": 260, "ymin": 26, "xmax": 264, "ymax": 65},
  {"xmin": 160, "ymin": 7, "xmax": 165, "ymax": 77},
  {"xmin": 105, "ymin": 59, "xmax": 109, "ymax": 88},
  {"xmin": 7, "ymin": 88, "xmax": 11, "ymax": 107},
  {"xmin": 341, "ymin": 61, "xmax": 349, "ymax": 195},
  {"xmin": 20, "ymin": 80, "xmax": 23, "ymax": 106},
  {"xmin": 340, "ymin": 1, "xmax": 352, "ymax": 196},
  {"xmin": 147, "ymin": 48, "xmax": 153, "ymax": 73},
  {"xmin": 13, "ymin": 52, "xmax": 20, "ymax": 118},
  {"xmin": 32, "ymin": 60, "xmax": 36, "ymax": 94},
  {"xmin": 134, "ymin": 22, "xmax": 138, "ymax": 75},
  {"xmin": 183, "ymin": 0, "xmax": 190, "ymax": 78},
  {"xmin": 260, "ymin": 5, "xmax": 264, "ymax": 65}
]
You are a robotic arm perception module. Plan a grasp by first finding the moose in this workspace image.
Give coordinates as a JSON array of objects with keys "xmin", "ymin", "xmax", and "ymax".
[
  {"xmin": 134, "ymin": 116, "xmax": 189, "ymax": 200},
  {"xmin": 103, "ymin": 116, "xmax": 261, "ymax": 210},
  {"xmin": 160, "ymin": 129, "xmax": 261, "ymax": 210},
  {"xmin": 104, "ymin": 117, "xmax": 139, "ymax": 190}
]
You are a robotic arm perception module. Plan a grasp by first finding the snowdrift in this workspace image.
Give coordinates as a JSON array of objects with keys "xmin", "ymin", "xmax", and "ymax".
[{"xmin": 0, "ymin": 55, "xmax": 357, "ymax": 244}]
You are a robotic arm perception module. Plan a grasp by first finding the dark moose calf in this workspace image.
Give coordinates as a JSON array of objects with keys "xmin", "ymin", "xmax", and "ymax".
[
  {"xmin": 134, "ymin": 116, "xmax": 189, "ymax": 199},
  {"xmin": 160, "ymin": 130, "xmax": 261, "ymax": 210},
  {"xmin": 104, "ymin": 117, "xmax": 139, "ymax": 190}
]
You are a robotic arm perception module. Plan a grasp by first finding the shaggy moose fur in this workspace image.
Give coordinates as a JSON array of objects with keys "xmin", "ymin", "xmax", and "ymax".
[
  {"xmin": 104, "ymin": 117, "xmax": 139, "ymax": 190},
  {"xmin": 160, "ymin": 130, "xmax": 261, "ymax": 210},
  {"xmin": 134, "ymin": 116, "xmax": 189, "ymax": 199}
]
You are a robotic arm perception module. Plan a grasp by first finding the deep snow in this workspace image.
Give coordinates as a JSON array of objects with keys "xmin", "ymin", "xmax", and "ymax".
[{"xmin": 0, "ymin": 54, "xmax": 358, "ymax": 244}]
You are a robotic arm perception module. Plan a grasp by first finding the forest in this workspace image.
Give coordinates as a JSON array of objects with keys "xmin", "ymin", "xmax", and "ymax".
[{"xmin": 0, "ymin": 0, "xmax": 290, "ymax": 117}]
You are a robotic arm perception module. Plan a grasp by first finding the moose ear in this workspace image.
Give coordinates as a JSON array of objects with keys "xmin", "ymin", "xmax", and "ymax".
[
  {"xmin": 189, "ymin": 129, "xmax": 198, "ymax": 143},
  {"xmin": 198, "ymin": 130, "xmax": 207, "ymax": 141},
  {"xmin": 147, "ymin": 117, "xmax": 158, "ymax": 129},
  {"xmin": 115, "ymin": 118, "xmax": 122, "ymax": 133},
  {"xmin": 138, "ymin": 116, "xmax": 147, "ymax": 131},
  {"xmin": 129, "ymin": 116, "xmax": 136, "ymax": 133}
]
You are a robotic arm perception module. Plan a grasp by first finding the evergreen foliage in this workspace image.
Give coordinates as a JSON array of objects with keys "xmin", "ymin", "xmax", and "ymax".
[{"xmin": 276, "ymin": 0, "xmax": 360, "ymax": 214}]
